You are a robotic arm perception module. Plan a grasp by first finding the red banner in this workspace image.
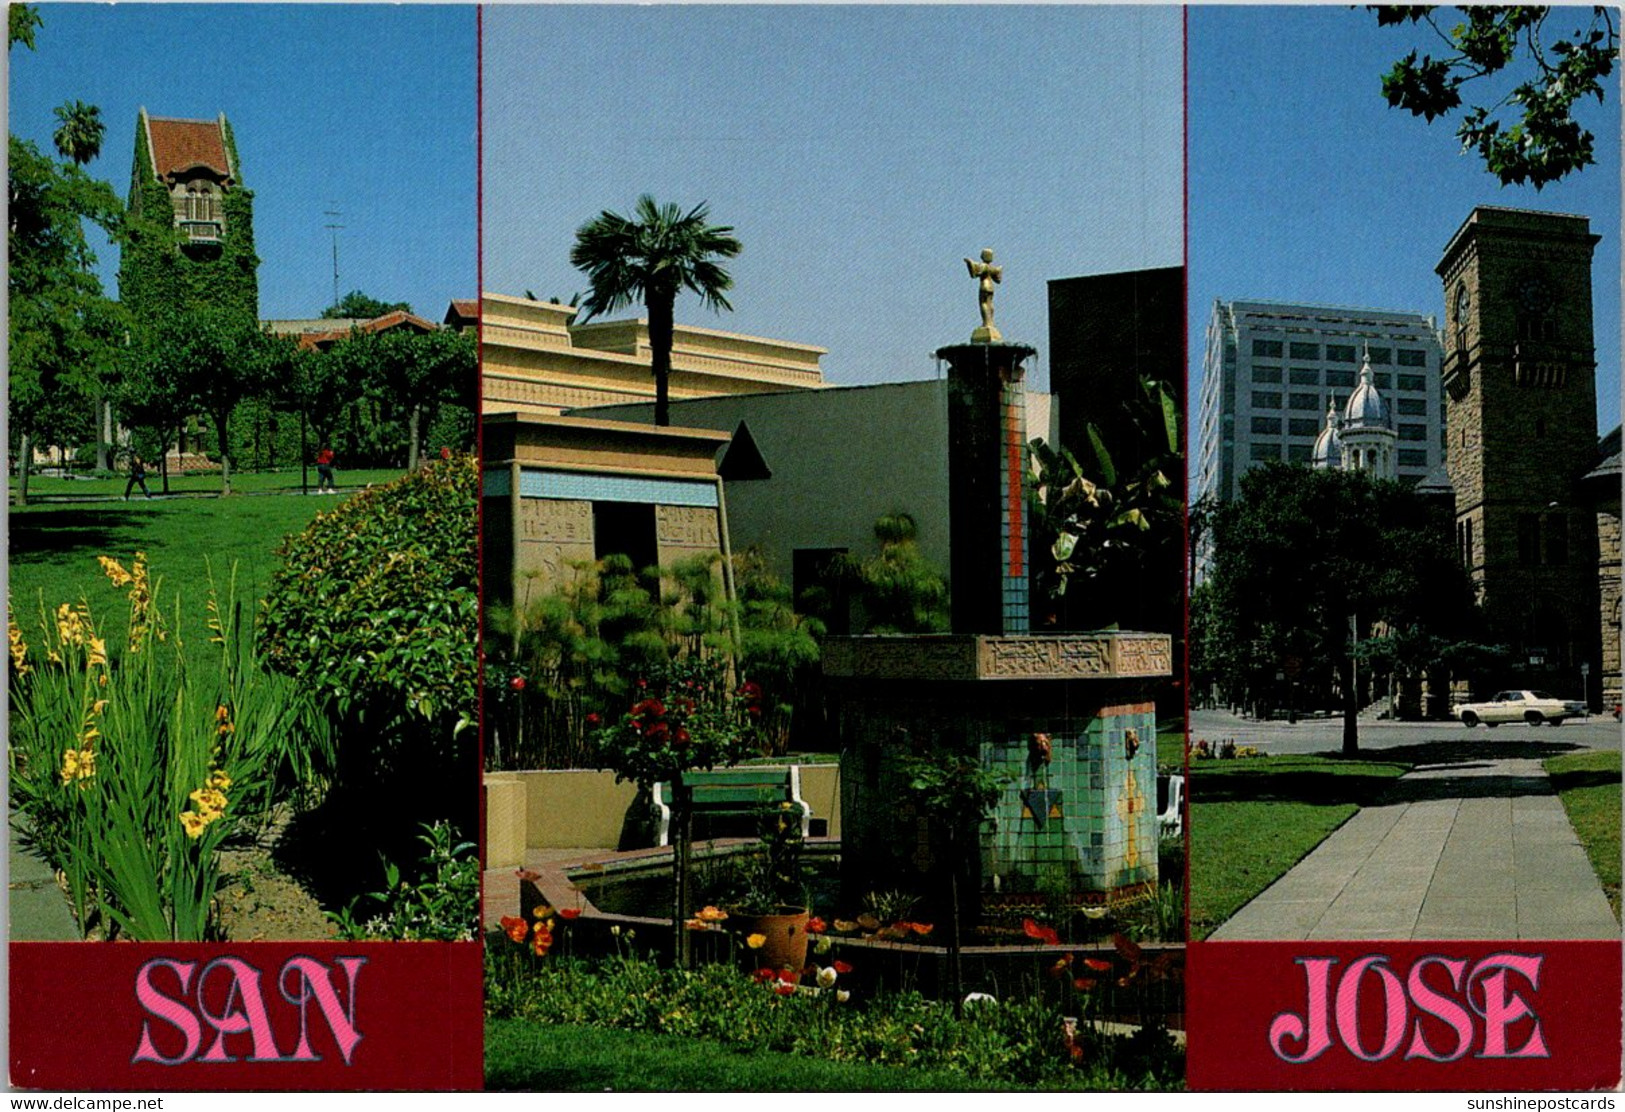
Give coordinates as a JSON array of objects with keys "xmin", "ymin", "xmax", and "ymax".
[
  {"xmin": 1188, "ymin": 941, "xmax": 1622, "ymax": 1091},
  {"xmin": 10, "ymin": 941, "xmax": 483, "ymax": 1091}
]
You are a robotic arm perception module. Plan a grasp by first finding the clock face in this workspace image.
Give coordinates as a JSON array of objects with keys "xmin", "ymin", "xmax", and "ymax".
[
  {"xmin": 1517, "ymin": 275, "xmax": 1555, "ymax": 313},
  {"xmin": 1454, "ymin": 283, "xmax": 1471, "ymax": 323}
]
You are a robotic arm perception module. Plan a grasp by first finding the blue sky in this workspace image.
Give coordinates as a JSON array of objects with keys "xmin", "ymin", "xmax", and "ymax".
[
  {"xmin": 1190, "ymin": 6, "xmax": 1622, "ymax": 446},
  {"xmin": 482, "ymin": 5, "xmax": 1183, "ymax": 392},
  {"xmin": 8, "ymin": 4, "xmax": 477, "ymax": 321}
]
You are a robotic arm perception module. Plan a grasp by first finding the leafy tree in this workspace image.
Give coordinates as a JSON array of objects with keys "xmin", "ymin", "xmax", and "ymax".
[
  {"xmin": 320, "ymin": 289, "xmax": 413, "ymax": 320},
  {"xmin": 51, "ymin": 100, "xmax": 104, "ymax": 166},
  {"xmin": 116, "ymin": 306, "xmax": 195, "ymax": 493},
  {"xmin": 570, "ymin": 195, "xmax": 742, "ymax": 426},
  {"xmin": 1199, "ymin": 463, "xmax": 1479, "ymax": 753},
  {"xmin": 1028, "ymin": 376, "xmax": 1182, "ymax": 632},
  {"xmin": 331, "ymin": 324, "xmax": 475, "ymax": 468},
  {"xmin": 8, "ymin": 134, "xmax": 123, "ymax": 502},
  {"xmin": 163, "ymin": 310, "xmax": 290, "ymax": 494},
  {"xmin": 1373, "ymin": 6, "xmax": 1619, "ymax": 188},
  {"xmin": 9, "ymin": 5, "xmax": 40, "ymax": 51}
]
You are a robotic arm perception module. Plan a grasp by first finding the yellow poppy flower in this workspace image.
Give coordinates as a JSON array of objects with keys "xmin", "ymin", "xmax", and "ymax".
[{"xmin": 746, "ymin": 933, "xmax": 767, "ymax": 949}]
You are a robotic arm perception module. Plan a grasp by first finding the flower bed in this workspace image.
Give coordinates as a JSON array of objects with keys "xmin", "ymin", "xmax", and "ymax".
[{"xmin": 485, "ymin": 922, "xmax": 1183, "ymax": 1089}]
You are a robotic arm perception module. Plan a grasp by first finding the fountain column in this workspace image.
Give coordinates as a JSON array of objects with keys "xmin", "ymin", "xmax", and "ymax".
[{"xmin": 825, "ymin": 250, "xmax": 1173, "ymax": 919}]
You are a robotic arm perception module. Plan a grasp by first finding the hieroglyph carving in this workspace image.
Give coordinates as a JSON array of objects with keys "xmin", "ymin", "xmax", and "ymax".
[
  {"xmin": 655, "ymin": 504, "xmax": 720, "ymax": 549},
  {"xmin": 518, "ymin": 498, "xmax": 593, "ymax": 543}
]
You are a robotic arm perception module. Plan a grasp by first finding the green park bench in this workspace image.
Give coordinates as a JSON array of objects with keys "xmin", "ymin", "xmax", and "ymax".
[{"xmin": 651, "ymin": 766, "xmax": 812, "ymax": 847}]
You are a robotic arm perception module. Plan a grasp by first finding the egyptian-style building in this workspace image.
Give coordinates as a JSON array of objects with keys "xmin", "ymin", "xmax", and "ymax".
[{"xmin": 479, "ymin": 292, "xmax": 826, "ymax": 417}]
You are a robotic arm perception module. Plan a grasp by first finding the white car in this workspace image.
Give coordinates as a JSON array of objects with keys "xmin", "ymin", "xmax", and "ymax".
[{"xmin": 1456, "ymin": 690, "xmax": 1589, "ymax": 728}]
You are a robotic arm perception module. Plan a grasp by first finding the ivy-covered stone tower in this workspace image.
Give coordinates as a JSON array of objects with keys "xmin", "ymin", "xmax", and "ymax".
[{"xmin": 119, "ymin": 108, "xmax": 259, "ymax": 322}]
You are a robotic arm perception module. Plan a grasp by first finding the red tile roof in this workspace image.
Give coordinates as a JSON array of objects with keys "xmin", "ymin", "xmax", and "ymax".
[
  {"xmin": 147, "ymin": 116, "xmax": 231, "ymax": 182},
  {"xmin": 293, "ymin": 311, "xmax": 441, "ymax": 351}
]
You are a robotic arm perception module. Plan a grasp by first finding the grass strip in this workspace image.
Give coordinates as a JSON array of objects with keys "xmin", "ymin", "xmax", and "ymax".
[
  {"xmin": 1544, "ymin": 749, "xmax": 1621, "ymax": 921},
  {"xmin": 1188, "ymin": 753, "xmax": 1409, "ymax": 939},
  {"xmin": 486, "ymin": 1018, "xmax": 1095, "ymax": 1092}
]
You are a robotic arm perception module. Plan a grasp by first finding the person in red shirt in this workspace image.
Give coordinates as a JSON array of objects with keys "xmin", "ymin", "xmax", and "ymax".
[{"xmin": 315, "ymin": 446, "xmax": 336, "ymax": 493}]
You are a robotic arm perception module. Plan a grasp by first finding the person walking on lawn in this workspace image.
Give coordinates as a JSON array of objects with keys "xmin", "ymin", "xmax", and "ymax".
[
  {"xmin": 123, "ymin": 453, "xmax": 152, "ymax": 501},
  {"xmin": 315, "ymin": 445, "xmax": 337, "ymax": 494}
]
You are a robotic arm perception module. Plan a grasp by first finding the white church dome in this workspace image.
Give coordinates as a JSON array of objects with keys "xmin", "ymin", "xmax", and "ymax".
[
  {"xmin": 1344, "ymin": 353, "xmax": 1390, "ymax": 428},
  {"xmin": 1312, "ymin": 402, "xmax": 1342, "ymax": 467}
]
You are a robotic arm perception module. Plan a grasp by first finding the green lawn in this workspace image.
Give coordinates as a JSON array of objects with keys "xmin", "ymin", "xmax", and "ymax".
[
  {"xmin": 12, "ymin": 467, "xmax": 403, "ymax": 499},
  {"xmin": 1188, "ymin": 753, "xmax": 1411, "ymax": 939},
  {"xmin": 1156, "ymin": 724, "xmax": 1184, "ymax": 772},
  {"xmin": 487, "ymin": 1019, "xmax": 1074, "ymax": 1092},
  {"xmin": 8, "ymin": 486, "xmax": 369, "ymax": 666},
  {"xmin": 1544, "ymin": 749, "xmax": 1622, "ymax": 921}
]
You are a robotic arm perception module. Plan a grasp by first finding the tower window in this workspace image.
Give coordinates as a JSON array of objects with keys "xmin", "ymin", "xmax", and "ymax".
[
  {"xmin": 1517, "ymin": 514, "xmax": 1541, "ymax": 566},
  {"xmin": 1545, "ymin": 514, "xmax": 1568, "ymax": 565}
]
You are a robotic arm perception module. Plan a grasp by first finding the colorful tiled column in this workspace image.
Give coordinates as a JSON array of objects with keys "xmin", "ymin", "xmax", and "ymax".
[{"xmin": 938, "ymin": 340, "xmax": 1036, "ymax": 635}]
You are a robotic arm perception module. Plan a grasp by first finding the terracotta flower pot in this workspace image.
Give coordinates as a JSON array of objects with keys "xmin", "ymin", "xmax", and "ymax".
[{"xmin": 734, "ymin": 905, "xmax": 811, "ymax": 973}]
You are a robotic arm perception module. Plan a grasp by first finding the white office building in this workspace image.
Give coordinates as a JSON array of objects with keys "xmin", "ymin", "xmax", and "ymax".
[{"xmin": 1194, "ymin": 299, "xmax": 1445, "ymax": 506}]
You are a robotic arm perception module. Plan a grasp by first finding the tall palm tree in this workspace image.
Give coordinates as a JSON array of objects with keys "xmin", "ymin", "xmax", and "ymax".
[
  {"xmin": 52, "ymin": 100, "xmax": 104, "ymax": 165},
  {"xmin": 570, "ymin": 195, "xmax": 741, "ymax": 426}
]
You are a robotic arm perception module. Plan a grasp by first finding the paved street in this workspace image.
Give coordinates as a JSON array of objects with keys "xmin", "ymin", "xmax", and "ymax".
[
  {"xmin": 1191, "ymin": 707, "xmax": 1622, "ymax": 756},
  {"xmin": 1196, "ymin": 710, "xmax": 1621, "ymax": 941}
]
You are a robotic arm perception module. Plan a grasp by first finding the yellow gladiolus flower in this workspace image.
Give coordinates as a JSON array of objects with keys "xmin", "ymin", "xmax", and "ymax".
[
  {"xmin": 189, "ymin": 787, "xmax": 228, "ymax": 816},
  {"xmin": 8, "ymin": 615, "xmax": 30, "ymax": 677},
  {"xmin": 97, "ymin": 556, "xmax": 134, "ymax": 589},
  {"xmin": 59, "ymin": 748, "xmax": 95, "ymax": 786},
  {"xmin": 180, "ymin": 811, "xmax": 209, "ymax": 839}
]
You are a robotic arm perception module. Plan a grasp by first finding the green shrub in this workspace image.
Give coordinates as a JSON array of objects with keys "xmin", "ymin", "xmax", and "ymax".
[
  {"xmin": 330, "ymin": 821, "xmax": 479, "ymax": 941},
  {"xmin": 255, "ymin": 455, "xmax": 478, "ymax": 897},
  {"xmin": 257, "ymin": 453, "xmax": 478, "ymax": 728}
]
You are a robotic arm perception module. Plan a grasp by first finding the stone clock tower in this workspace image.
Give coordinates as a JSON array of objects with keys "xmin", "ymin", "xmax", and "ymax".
[{"xmin": 1436, "ymin": 206, "xmax": 1601, "ymax": 689}]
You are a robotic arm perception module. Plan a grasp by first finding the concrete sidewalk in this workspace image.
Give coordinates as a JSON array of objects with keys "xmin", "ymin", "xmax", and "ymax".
[
  {"xmin": 8, "ymin": 816, "xmax": 80, "ymax": 941},
  {"xmin": 1211, "ymin": 754, "xmax": 1620, "ymax": 941}
]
